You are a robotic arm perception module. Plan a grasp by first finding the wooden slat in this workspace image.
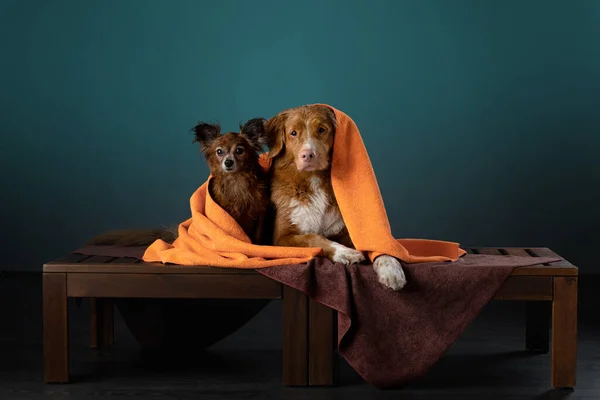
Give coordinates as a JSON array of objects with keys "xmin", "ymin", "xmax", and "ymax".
[
  {"xmin": 468, "ymin": 247, "xmax": 578, "ymax": 277},
  {"xmin": 283, "ymin": 286, "xmax": 308, "ymax": 386},
  {"xmin": 510, "ymin": 268, "xmax": 578, "ymax": 277},
  {"xmin": 530, "ymin": 248, "xmax": 578, "ymax": 271},
  {"xmin": 308, "ymin": 299, "xmax": 335, "ymax": 386},
  {"xmin": 43, "ymin": 273, "xmax": 69, "ymax": 383},
  {"xmin": 44, "ymin": 262, "xmax": 258, "ymax": 274},
  {"xmin": 46, "ymin": 247, "xmax": 578, "ymax": 276},
  {"xmin": 50, "ymin": 253, "xmax": 91, "ymax": 263},
  {"xmin": 66, "ymin": 273, "xmax": 282, "ymax": 299},
  {"xmin": 111, "ymin": 257, "xmax": 140, "ymax": 264},
  {"xmin": 493, "ymin": 276, "xmax": 553, "ymax": 301},
  {"xmin": 475, "ymin": 248, "xmax": 502, "ymax": 255},
  {"xmin": 529, "ymin": 247, "xmax": 561, "ymax": 259},
  {"xmin": 48, "ymin": 261, "xmax": 576, "ymax": 275},
  {"xmin": 552, "ymin": 277, "xmax": 578, "ymax": 388},
  {"xmin": 513, "ymin": 248, "xmax": 577, "ymax": 276},
  {"xmin": 85, "ymin": 256, "xmax": 116, "ymax": 263},
  {"xmin": 504, "ymin": 248, "xmax": 531, "ymax": 257}
]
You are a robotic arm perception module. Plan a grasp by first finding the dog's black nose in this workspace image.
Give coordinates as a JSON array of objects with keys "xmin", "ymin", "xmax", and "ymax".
[{"xmin": 224, "ymin": 159, "xmax": 234, "ymax": 168}]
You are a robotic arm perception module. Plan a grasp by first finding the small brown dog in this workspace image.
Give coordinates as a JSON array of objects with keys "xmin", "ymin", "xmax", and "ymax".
[
  {"xmin": 87, "ymin": 118, "xmax": 271, "ymax": 247},
  {"xmin": 265, "ymin": 105, "xmax": 407, "ymax": 290},
  {"xmin": 192, "ymin": 118, "xmax": 271, "ymax": 244}
]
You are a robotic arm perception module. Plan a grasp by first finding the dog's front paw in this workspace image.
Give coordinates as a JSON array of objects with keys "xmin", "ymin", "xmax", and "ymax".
[
  {"xmin": 373, "ymin": 255, "xmax": 407, "ymax": 291},
  {"xmin": 330, "ymin": 243, "xmax": 366, "ymax": 265}
]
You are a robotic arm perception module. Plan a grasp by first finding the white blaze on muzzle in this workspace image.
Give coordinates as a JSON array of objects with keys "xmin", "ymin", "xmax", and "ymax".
[{"xmin": 299, "ymin": 138, "xmax": 317, "ymax": 161}]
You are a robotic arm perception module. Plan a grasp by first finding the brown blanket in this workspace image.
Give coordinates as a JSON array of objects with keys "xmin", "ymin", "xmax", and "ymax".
[{"xmin": 73, "ymin": 244, "xmax": 560, "ymax": 388}]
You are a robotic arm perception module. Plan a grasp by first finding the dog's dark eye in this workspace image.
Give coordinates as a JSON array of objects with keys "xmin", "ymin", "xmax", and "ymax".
[
  {"xmin": 216, "ymin": 149, "xmax": 223, "ymax": 156},
  {"xmin": 235, "ymin": 146, "xmax": 245, "ymax": 155},
  {"xmin": 318, "ymin": 127, "xmax": 326, "ymax": 133},
  {"xmin": 290, "ymin": 130, "xmax": 297, "ymax": 137}
]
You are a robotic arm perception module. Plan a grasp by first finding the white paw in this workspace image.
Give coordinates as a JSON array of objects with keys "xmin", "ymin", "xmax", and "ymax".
[
  {"xmin": 373, "ymin": 255, "xmax": 407, "ymax": 291},
  {"xmin": 330, "ymin": 242, "xmax": 366, "ymax": 265}
]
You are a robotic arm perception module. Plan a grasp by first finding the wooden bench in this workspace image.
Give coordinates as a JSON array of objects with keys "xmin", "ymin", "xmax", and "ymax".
[
  {"xmin": 471, "ymin": 247, "xmax": 578, "ymax": 389},
  {"xmin": 42, "ymin": 252, "xmax": 332, "ymax": 386},
  {"xmin": 43, "ymin": 246, "xmax": 577, "ymax": 388}
]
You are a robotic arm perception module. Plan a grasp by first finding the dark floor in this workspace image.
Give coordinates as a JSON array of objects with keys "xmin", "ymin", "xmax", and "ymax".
[{"xmin": 1, "ymin": 273, "xmax": 599, "ymax": 400}]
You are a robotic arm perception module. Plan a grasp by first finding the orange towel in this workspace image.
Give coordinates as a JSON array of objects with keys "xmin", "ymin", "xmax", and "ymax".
[{"xmin": 142, "ymin": 104, "xmax": 465, "ymax": 267}]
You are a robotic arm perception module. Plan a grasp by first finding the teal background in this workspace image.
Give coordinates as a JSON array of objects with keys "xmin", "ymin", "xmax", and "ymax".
[{"xmin": 1, "ymin": 0, "xmax": 598, "ymax": 272}]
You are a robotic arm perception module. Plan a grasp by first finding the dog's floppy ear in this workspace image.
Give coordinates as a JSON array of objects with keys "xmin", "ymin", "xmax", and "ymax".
[
  {"xmin": 239, "ymin": 117, "xmax": 267, "ymax": 152},
  {"xmin": 265, "ymin": 112, "xmax": 288, "ymax": 158},
  {"xmin": 321, "ymin": 106, "xmax": 337, "ymax": 134},
  {"xmin": 192, "ymin": 122, "xmax": 220, "ymax": 152}
]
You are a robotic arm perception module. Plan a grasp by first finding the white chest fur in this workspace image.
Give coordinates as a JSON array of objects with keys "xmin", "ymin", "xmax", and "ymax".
[{"xmin": 288, "ymin": 176, "xmax": 346, "ymax": 237}]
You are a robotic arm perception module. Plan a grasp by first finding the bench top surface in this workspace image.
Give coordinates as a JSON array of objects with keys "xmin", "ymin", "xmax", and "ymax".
[{"xmin": 43, "ymin": 247, "xmax": 577, "ymax": 277}]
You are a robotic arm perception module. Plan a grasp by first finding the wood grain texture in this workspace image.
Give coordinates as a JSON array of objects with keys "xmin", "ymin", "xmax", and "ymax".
[
  {"xmin": 43, "ymin": 273, "xmax": 69, "ymax": 383},
  {"xmin": 493, "ymin": 276, "xmax": 553, "ymax": 301},
  {"xmin": 44, "ymin": 262, "xmax": 259, "ymax": 274},
  {"xmin": 67, "ymin": 274, "xmax": 282, "ymax": 299},
  {"xmin": 509, "ymin": 267, "xmax": 578, "ymax": 277},
  {"xmin": 308, "ymin": 298, "xmax": 335, "ymax": 386},
  {"xmin": 282, "ymin": 285, "xmax": 308, "ymax": 386},
  {"xmin": 552, "ymin": 277, "xmax": 578, "ymax": 388},
  {"xmin": 475, "ymin": 247, "xmax": 578, "ymax": 276}
]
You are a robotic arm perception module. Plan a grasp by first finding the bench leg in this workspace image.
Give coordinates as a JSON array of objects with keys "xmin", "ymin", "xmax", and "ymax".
[
  {"xmin": 551, "ymin": 277, "xmax": 578, "ymax": 388},
  {"xmin": 526, "ymin": 301, "xmax": 550, "ymax": 353},
  {"xmin": 90, "ymin": 298, "xmax": 114, "ymax": 349},
  {"xmin": 308, "ymin": 298, "xmax": 336, "ymax": 386},
  {"xmin": 43, "ymin": 273, "xmax": 69, "ymax": 383},
  {"xmin": 282, "ymin": 285, "xmax": 308, "ymax": 386}
]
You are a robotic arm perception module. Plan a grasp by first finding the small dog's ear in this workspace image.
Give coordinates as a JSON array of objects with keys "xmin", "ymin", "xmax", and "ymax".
[
  {"xmin": 240, "ymin": 117, "xmax": 267, "ymax": 152},
  {"xmin": 192, "ymin": 122, "xmax": 221, "ymax": 152},
  {"xmin": 265, "ymin": 112, "xmax": 288, "ymax": 158}
]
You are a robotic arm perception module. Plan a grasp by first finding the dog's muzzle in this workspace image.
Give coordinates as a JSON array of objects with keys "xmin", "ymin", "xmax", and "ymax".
[
  {"xmin": 296, "ymin": 141, "xmax": 320, "ymax": 171},
  {"xmin": 223, "ymin": 157, "xmax": 235, "ymax": 171}
]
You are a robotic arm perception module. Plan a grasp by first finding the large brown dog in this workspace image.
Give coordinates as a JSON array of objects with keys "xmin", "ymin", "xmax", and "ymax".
[{"xmin": 265, "ymin": 105, "xmax": 406, "ymax": 290}]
